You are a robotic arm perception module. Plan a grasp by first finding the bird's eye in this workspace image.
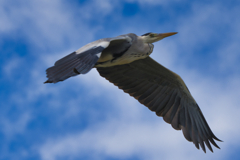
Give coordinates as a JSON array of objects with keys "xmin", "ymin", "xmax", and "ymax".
[{"xmin": 149, "ymin": 33, "xmax": 155, "ymax": 37}]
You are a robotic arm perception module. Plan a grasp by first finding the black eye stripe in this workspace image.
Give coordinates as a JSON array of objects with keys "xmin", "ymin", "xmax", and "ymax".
[{"xmin": 141, "ymin": 32, "xmax": 152, "ymax": 36}]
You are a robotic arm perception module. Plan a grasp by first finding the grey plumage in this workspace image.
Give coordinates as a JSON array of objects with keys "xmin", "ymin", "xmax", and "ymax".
[{"xmin": 45, "ymin": 32, "xmax": 221, "ymax": 152}]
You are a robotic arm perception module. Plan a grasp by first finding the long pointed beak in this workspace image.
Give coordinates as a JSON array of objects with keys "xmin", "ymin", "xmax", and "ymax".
[{"xmin": 157, "ymin": 32, "xmax": 178, "ymax": 39}]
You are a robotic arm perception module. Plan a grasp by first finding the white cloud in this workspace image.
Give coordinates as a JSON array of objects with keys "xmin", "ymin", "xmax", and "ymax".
[
  {"xmin": 217, "ymin": 41, "xmax": 240, "ymax": 73},
  {"xmin": 0, "ymin": 0, "xmax": 102, "ymax": 50},
  {"xmin": 2, "ymin": 56, "xmax": 23, "ymax": 78},
  {"xmin": 0, "ymin": 112, "xmax": 31, "ymax": 138},
  {"xmin": 126, "ymin": 0, "xmax": 182, "ymax": 6}
]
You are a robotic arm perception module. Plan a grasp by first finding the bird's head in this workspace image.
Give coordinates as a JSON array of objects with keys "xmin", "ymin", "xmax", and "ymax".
[{"xmin": 141, "ymin": 32, "xmax": 178, "ymax": 43}]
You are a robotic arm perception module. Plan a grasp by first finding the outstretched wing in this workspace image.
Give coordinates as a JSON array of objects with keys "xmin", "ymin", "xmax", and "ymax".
[
  {"xmin": 97, "ymin": 56, "xmax": 221, "ymax": 152},
  {"xmin": 45, "ymin": 36, "xmax": 131, "ymax": 83}
]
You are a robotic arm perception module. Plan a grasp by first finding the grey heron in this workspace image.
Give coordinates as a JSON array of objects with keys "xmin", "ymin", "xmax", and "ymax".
[{"xmin": 45, "ymin": 32, "xmax": 221, "ymax": 152}]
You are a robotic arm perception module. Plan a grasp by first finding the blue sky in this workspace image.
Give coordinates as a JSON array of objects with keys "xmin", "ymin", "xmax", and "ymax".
[{"xmin": 1, "ymin": 0, "xmax": 240, "ymax": 159}]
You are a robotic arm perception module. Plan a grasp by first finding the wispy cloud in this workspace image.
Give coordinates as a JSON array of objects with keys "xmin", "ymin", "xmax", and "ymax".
[{"xmin": 126, "ymin": 0, "xmax": 183, "ymax": 6}]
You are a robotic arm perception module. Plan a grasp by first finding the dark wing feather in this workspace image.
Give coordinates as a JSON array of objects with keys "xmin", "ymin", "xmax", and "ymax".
[
  {"xmin": 45, "ymin": 46, "xmax": 105, "ymax": 83},
  {"xmin": 97, "ymin": 56, "xmax": 221, "ymax": 152},
  {"xmin": 45, "ymin": 35, "xmax": 132, "ymax": 84}
]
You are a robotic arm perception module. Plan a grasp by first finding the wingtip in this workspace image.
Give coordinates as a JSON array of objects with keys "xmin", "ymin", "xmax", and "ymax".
[
  {"xmin": 44, "ymin": 80, "xmax": 52, "ymax": 84},
  {"xmin": 202, "ymin": 147, "xmax": 207, "ymax": 153},
  {"xmin": 214, "ymin": 136, "xmax": 223, "ymax": 142}
]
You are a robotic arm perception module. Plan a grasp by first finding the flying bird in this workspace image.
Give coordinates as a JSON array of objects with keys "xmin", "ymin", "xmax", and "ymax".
[{"xmin": 45, "ymin": 32, "xmax": 221, "ymax": 152}]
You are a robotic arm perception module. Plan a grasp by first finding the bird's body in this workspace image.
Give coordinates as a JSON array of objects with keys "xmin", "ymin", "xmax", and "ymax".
[
  {"xmin": 45, "ymin": 32, "xmax": 221, "ymax": 152},
  {"xmin": 88, "ymin": 33, "xmax": 152, "ymax": 67}
]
